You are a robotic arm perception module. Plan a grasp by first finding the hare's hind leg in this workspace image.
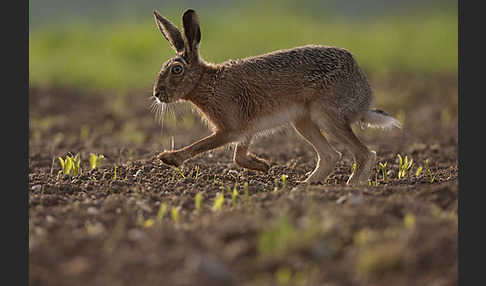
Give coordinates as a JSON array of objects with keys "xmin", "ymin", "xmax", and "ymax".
[
  {"xmin": 233, "ymin": 138, "xmax": 270, "ymax": 172},
  {"xmin": 322, "ymin": 120, "xmax": 376, "ymax": 185},
  {"xmin": 293, "ymin": 116, "xmax": 341, "ymax": 184}
]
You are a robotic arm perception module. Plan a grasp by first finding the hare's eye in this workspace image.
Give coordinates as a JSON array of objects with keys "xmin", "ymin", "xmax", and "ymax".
[{"xmin": 171, "ymin": 65, "xmax": 183, "ymax": 75}]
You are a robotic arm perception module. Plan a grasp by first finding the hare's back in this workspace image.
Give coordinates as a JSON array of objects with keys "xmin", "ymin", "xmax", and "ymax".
[{"xmin": 231, "ymin": 45, "xmax": 360, "ymax": 85}]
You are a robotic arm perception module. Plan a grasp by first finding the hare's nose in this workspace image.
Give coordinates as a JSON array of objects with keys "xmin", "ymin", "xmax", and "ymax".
[{"xmin": 154, "ymin": 89, "xmax": 169, "ymax": 102}]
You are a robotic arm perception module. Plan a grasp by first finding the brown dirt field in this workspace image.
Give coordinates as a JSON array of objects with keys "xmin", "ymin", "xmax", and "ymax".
[{"xmin": 29, "ymin": 73, "xmax": 458, "ymax": 286}]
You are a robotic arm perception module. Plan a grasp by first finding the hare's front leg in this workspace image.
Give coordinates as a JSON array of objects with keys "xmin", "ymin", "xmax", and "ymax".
[
  {"xmin": 158, "ymin": 132, "xmax": 233, "ymax": 167},
  {"xmin": 233, "ymin": 140, "xmax": 270, "ymax": 172}
]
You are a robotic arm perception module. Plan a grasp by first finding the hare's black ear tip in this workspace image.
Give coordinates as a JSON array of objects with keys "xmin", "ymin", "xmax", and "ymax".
[{"xmin": 183, "ymin": 8, "xmax": 197, "ymax": 16}]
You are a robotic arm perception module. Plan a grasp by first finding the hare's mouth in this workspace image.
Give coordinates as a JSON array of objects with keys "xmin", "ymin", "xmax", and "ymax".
[
  {"xmin": 155, "ymin": 89, "xmax": 174, "ymax": 103},
  {"xmin": 150, "ymin": 95, "xmax": 169, "ymax": 126}
]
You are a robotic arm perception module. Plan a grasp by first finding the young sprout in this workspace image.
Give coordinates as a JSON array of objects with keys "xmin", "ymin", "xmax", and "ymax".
[
  {"xmin": 351, "ymin": 163, "xmax": 357, "ymax": 174},
  {"xmin": 193, "ymin": 165, "xmax": 200, "ymax": 180},
  {"xmin": 58, "ymin": 154, "xmax": 81, "ymax": 177},
  {"xmin": 232, "ymin": 185, "xmax": 239, "ymax": 206},
  {"xmin": 90, "ymin": 153, "xmax": 104, "ymax": 169},
  {"xmin": 50, "ymin": 156, "xmax": 56, "ymax": 176},
  {"xmin": 378, "ymin": 162, "xmax": 388, "ymax": 182},
  {"xmin": 80, "ymin": 125, "xmax": 90, "ymax": 140},
  {"xmin": 58, "ymin": 156, "xmax": 72, "ymax": 176},
  {"xmin": 157, "ymin": 203, "xmax": 168, "ymax": 222},
  {"xmin": 171, "ymin": 207, "xmax": 180, "ymax": 224},
  {"xmin": 368, "ymin": 175, "xmax": 379, "ymax": 187},
  {"xmin": 136, "ymin": 213, "xmax": 145, "ymax": 227},
  {"xmin": 212, "ymin": 192, "xmax": 224, "ymax": 212},
  {"xmin": 56, "ymin": 170, "xmax": 63, "ymax": 181},
  {"xmin": 415, "ymin": 166, "xmax": 423, "ymax": 177},
  {"xmin": 424, "ymin": 159, "xmax": 437, "ymax": 183},
  {"xmin": 71, "ymin": 154, "xmax": 82, "ymax": 176},
  {"xmin": 244, "ymin": 182, "xmax": 249, "ymax": 201},
  {"xmin": 281, "ymin": 174, "xmax": 288, "ymax": 189},
  {"xmin": 290, "ymin": 161, "xmax": 297, "ymax": 169},
  {"xmin": 113, "ymin": 165, "xmax": 118, "ymax": 181},
  {"xmin": 176, "ymin": 167, "xmax": 186, "ymax": 179},
  {"xmin": 219, "ymin": 183, "xmax": 229, "ymax": 194},
  {"xmin": 144, "ymin": 218, "xmax": 155, "ymax": 228},
  {"xmin": 404, "ymin": 213, "xmax": 416, "ymax": 229},
  {"xmin": 273, "ymin": 178, "xmax": 279, "ymax": 192},
  {"xmin": 195, "ymin": 193, "xmax": 202, "ymax": 213},
  {"xmin": 397, "ymin": 154, "xmax": 413, "ymax": 179}
]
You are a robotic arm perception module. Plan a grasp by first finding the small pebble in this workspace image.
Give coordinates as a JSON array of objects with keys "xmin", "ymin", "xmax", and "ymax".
[{"xmin": 31, "ymin": 185, "xmax": 42, "ymax": 192}]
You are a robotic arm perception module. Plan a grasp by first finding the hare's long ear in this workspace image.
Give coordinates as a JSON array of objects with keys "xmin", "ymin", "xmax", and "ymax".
[
  {"xmin": 182, "ymin": 9, "xmax": 201, "ymax": 54},
  {"xmin": 154, "ymin": 10, "xmax": 185, "ymax": 53}
]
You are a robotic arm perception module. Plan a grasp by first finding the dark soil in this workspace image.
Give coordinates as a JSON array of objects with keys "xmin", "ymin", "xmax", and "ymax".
[{"xmin": 29, "ymin": 73, "xmax": 458, "ymax": 286}]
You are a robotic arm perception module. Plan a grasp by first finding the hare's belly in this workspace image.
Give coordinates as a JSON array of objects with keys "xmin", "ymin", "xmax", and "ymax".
[{"xmin": 247, "ymin": 104, "xmax": 305, "ymax": 134}]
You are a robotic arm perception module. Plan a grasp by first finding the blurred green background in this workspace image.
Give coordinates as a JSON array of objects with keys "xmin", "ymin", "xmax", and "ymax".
[{"xmin": 29, "ymin": 0, "xmax": 457, "ymax": 92}]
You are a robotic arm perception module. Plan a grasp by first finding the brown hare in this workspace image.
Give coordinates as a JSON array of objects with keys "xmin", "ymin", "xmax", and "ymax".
[{"xmin": 152, "ymin": 9, "xmax": 401, "ymax": 185}]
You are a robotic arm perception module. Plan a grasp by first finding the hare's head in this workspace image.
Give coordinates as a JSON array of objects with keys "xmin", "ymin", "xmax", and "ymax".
[{"xmin": 153, "ymin": 9, "xmax": 203, "ymax": 103}]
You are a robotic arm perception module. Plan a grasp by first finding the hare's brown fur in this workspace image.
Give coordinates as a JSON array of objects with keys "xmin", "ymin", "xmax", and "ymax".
[{"xmin": 152, "ymin": 9, "xmax": 400, "ymax": 185}]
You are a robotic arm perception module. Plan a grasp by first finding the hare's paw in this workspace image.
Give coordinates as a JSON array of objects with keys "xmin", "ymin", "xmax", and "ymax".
[
  {"xmin": 235, "ymin": 153, "xmax": 270, "ymax": 173},
  {"xmin": 250, "ymin": 160, "xmax": 270, "ymax": 173},
  {"xmin": 157, "ymin": 151, "xmax": 185, "ymax": 167},
  {"xmin": 346, "ymin": 151, "xmax": 376, "ymax": 185},
  {"xmin": 299, "ymin": 176, "xmax": 326, "ymax": 185}
]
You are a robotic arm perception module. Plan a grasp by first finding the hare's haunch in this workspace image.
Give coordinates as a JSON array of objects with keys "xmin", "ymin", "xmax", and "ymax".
[{"xmin": 152, "ymin": 9, "xmax": 401, "ymax": 185}]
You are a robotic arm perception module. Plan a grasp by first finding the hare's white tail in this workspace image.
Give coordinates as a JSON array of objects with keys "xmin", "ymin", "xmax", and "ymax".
[{"xmin": 356, "ymin": 109, "xmax": 402, "ymax": 130}]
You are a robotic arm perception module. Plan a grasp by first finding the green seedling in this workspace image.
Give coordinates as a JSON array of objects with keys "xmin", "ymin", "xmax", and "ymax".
[
  {"xmin": 176, "ymin": 167, "xmax": 186, "ymax": 179},
  {"xmin": 424, "ymin": 159, "xmax": 437, "ymax": 183},
  {"xmin": 368, "ymin": 175, "xmax": 379, "ymax": 187},
  {"xmin": 212, "ymin": 192, "xmax": 224, "ymax": 212},
  {"xmin": 80, "ymin": 125, "xmax": 90, "ymax": 140},
  {"xmin": 136, "ymin": 213, "xmax": 145, "ymax": 227},
  {"xmin": 275, "ymin": 267, "xmax": 293, "ymax": 285},
  {"xmin": 415, "ymin": 166, "xmax": 423, "ymax": 177},
  {"xmin": 195, "ymin": 193, "xmax": 202, "ymax": 213},
  {"xmin": 89, "ymin": 153, "xmax": 104, "ymax": 169},
  {"xmin": 244, "ymin": 182, "xmax": 249, "ymax": 201},
  {"xmin": 71, "ymin": 154, "xmax": 81, "ymax": 176},
  {"xmin": 290, "ymin": 161, "xmax": 297, "ymax": 169},
  {"xmin": 273, "ymin": 178, "xmax": 279, "ymax": 192},
  {"xmin": 397, "ymin": 154, "xmax": 413, "ymax": 179},
  {"xmin": 56, "ymin": 170, "xmax": 63, "ymax": 180},
  {"xmin": 219, "ymin": 183, "xmax": 230, "ymax": 194},
  {"xmin": 193, "ymin": 165, "xmax": 200, "ymax": 180},
  {"xmin": 58, "ymin": 156, "xmax": 72, "ymax": 176},
  {"xmin": 171, "ymin": 207, "xmax": 180, "ymax": 224},
  {"xmin": 113, "ymin": 165, "xmax": 118, "ymax": 181},
  {"xmin": 50, "ymin": 156, "xmax": 56, "ymax": 176},
  {"xmin": 232, "ymin": 185, "xmax": 239, "ymax": 206},
  {"xmin": 58, "ymin": 153, "xmax": 81, "ymax": 177},
  {"xmin": 351, "ymin": 163, "xmax": 357, "ymax": 174},
  {"xmin": 404, "ymin": 213, "xmax": 416, "ymax": 229},
  {"xmin": 157, "ymin": 203, "xmax": 168, "ymax": 222},
  {"xmin": 144, "ymin": 218, "xmax": 155, "ymax": 228},
  {"xmin": 378, "ymin": 162, "xmax": 388, "ymax": 181},
  {"xmin": 281, "ymin": 174, "xmax": 288, "ymax": 189}
]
